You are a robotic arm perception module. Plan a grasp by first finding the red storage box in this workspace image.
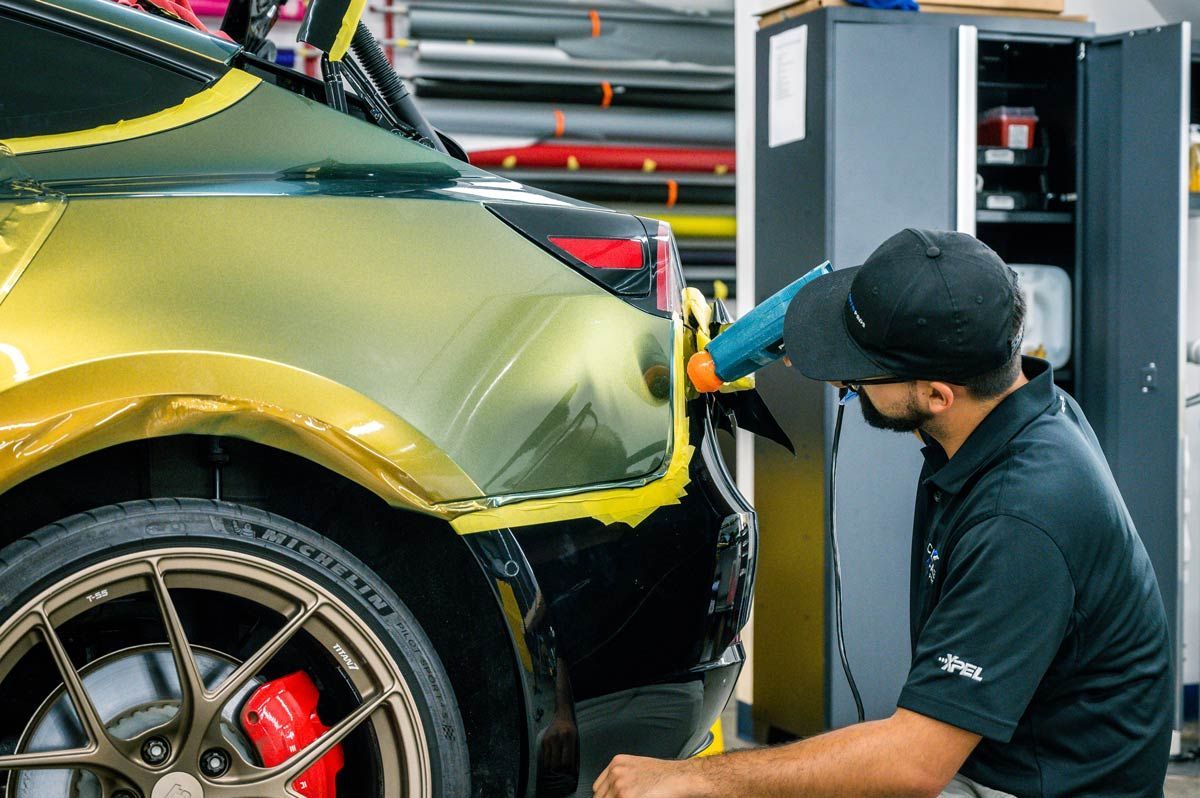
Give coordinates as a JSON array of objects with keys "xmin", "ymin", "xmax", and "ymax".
[{"xmin": 979, "ymin": 106, "xmax": 1039, "ymax": 150}]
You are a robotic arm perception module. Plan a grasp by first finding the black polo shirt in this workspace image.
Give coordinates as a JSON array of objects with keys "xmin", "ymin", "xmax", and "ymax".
[{"xmin": 896, "ymin": 357, "xmax": 1172, "ymax": 797}]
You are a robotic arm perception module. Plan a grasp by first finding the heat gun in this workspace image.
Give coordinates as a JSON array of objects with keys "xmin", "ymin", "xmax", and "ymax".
[{"xmin": 687, "ymin": 261, "xmax": 832, "ymax": 393}]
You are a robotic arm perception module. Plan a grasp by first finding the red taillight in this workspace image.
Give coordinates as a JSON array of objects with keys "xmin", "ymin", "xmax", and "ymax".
[
  {"xmin": 653, "ymin": 222, "xmax": 683, "ymax": 313},
  {"xmin": 547, "ymin": 236, "xmax": 644, "ymax": 270},
  {"xmin": 486, "ymin": 203, "xmax": 683, "ymax": 318}
]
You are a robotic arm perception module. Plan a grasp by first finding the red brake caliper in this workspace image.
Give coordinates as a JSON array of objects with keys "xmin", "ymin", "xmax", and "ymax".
[{"xmin": 240, "ymin": 671, "xmax": 346, "ymax": 798}]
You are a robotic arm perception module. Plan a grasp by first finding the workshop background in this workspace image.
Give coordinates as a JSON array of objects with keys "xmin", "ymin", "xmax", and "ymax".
[{"xmin": 181, "ymin": 0, "xmax": 1199, "ymax": 789}]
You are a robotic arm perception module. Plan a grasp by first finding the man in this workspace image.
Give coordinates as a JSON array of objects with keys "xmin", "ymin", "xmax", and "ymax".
[{"xmin": 593, "ymin": 229, "xmax": 1172, "ymax": 798}]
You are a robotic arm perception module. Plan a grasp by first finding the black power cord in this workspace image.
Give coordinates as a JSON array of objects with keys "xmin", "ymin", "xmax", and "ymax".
[{"xmin": 830, "ymin": 388, "xmax": 866, "ymax": 723}]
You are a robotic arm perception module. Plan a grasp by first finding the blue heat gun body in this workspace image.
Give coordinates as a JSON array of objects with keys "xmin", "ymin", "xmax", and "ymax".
[{"xmin": 688, "ymin": 261, "xmax": 832, "ymax": 392}]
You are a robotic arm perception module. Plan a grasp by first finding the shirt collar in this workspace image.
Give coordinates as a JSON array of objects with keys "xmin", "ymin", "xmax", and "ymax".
[{"xmin": 923, "ymin": 357, "xmax": 1057, "ymax": 495}]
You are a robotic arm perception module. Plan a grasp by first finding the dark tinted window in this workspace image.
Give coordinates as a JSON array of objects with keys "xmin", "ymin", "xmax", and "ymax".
[{"xmin": 0, "ymin": 16, "xmax": 204, "ymax": 139}]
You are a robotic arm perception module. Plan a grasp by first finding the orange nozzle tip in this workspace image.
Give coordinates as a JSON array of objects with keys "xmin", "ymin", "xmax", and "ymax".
[{"xmin": 687, "ymin": 351, "xmax": 724, "ymax": 393}]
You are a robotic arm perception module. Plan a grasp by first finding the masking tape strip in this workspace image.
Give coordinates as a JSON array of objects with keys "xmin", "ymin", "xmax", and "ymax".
[
  {"xmin": 451, "ymin": 320, "xmax": 692, "ymax": 534},
  {"xmin": 683, "ymin": 286, "xmax": 712, "ymax": 351},
  {"xmin": 328, "ymin": 0, "xmax": 369, "ymax": 61},
  {"xmin": 2, "ymin": 70, "xmax": 261, "ymax": 156}
]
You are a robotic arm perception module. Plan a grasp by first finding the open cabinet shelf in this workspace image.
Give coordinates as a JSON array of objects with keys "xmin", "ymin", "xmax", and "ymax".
[{"xmin": 977, "ymin": 210, "xmax": 1073, "ymax": 224}]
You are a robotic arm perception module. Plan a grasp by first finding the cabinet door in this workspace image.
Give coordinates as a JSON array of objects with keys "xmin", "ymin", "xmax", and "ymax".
[
  {"xmin": 1081, "ymin": 22, "xmax": 1189, "ymax": 726},
  {"xmin": 826, "ymin": 19, "xmax": 975, "ymax": 730}
]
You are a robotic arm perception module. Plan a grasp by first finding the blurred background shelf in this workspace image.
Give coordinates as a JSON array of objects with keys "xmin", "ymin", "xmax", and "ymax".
[{"xmin": 977, "ymin": 209, "xmax": 1074, "ymax": 224}]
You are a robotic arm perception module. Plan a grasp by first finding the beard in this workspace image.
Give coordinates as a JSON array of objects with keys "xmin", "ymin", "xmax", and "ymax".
[{"xmin": 858, "ymin": 387, "xmax": 932, "ymax": 433}]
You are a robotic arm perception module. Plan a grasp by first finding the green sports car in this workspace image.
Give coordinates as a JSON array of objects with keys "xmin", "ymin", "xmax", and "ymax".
[{"xmin": 0, "ymin": 2, "xmax": 762, "ymax": 796}]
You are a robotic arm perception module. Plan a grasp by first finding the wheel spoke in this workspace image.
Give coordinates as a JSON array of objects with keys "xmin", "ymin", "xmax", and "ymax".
[
  {"xmin": 36, "ymin": 612, "xmax": 108, "ymax": 747},
  {"xmin": 272, "ymin": 689, "xmax": 392, "ymax": 785},
  {"xmin": 0, "ymin": 747, "xmax": 99, "ymax": 772},
  {"xmin": 210, "ymin": 601, "xmax": 322, "ymax": 705},
  {"xmin": 149, "ymin": 563, "xmax": 205, "ymax": 713}
]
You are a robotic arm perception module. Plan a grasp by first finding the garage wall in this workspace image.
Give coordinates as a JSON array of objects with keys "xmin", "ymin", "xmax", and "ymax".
[{"xmin": 1065, "ymin": 0, "xmax": 1164, "ymax": 33}]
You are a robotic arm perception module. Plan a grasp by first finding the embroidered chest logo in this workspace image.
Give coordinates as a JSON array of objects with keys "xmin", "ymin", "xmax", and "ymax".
[
  {"xmin": 924, "ymin": 543, "xmax": 940, "ymax": 585},
  {"xmin": 937, "ymin": 653, "xmax": 984, "ymax": 682}
]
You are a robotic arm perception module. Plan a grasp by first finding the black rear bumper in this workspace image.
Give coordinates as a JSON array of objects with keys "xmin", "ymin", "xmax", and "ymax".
[{"xmin": 464, "ymin": 399, "xmax": 758, "ymax": 797}]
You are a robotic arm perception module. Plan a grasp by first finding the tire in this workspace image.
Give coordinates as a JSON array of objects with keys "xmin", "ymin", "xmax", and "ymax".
[{"xmin": 0, "ymin": 498, "xmax": 470, "ymax": 798}]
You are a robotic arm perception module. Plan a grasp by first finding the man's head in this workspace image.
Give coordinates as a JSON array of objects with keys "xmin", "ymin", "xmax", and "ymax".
[{"xmin": 784, "ymin": 229, "xmax": 1027, "ymax": 434}]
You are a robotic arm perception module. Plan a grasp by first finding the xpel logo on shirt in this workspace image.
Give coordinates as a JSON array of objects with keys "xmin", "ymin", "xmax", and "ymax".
[{"xmin": 938, "ymin": 653, "xmax": 984, "ymax": 682}]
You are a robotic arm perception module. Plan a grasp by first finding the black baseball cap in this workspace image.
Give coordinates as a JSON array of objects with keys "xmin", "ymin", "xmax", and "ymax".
[{"xmin": 784, "ymin": 228, "xmax": 1021, "ymax": 383}]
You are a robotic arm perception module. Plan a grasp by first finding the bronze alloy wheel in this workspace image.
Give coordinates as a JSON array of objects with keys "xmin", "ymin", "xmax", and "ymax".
[{"xmin": 0, "ymin": 500, "xmax": 470, "ymax": 798}]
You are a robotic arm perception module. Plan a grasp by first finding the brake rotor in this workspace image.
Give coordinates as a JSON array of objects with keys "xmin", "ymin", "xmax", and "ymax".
[{"xmin": 10, "ymin": 645, "xmax": 260, "ymax": 798}]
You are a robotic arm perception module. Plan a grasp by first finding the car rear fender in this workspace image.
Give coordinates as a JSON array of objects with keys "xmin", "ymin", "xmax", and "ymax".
[{"xmin": 0, "ymin": 351, "xmax": 482, "ymax": 515}]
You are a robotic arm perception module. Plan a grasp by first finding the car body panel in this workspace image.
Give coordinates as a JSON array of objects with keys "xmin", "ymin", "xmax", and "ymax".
[
  {"xmin": 0, "ymin": 187, "xmax": 676, "ymax": 503},
  {"xmin": 8, "ymin": 72, "xmax": 473, "ymax": 182}
]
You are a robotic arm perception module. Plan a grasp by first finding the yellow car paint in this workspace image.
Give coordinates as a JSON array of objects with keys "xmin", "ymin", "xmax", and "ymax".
[
  {"xmin": 0, "ymin": 351, "xmax": 481, "ymax": 514},
  {"xmin": 448, "ymin": 321, "xmax": 692, "ymax": 533},
  {"xmin": 0, "ymin": 193, "xmax": 679, "ymax": 525},
  {"xmin": 0, "ymin": 190, "xmax": 67, "ymax": 307}
]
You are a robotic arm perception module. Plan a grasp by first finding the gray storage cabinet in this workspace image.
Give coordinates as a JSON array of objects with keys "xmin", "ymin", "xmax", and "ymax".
[{"xmin": 753, "ymin": 6, "xmax": 1189, "ymax": 739}]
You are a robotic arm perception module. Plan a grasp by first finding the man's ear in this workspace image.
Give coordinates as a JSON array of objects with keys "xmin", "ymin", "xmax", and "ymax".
[{"xmin": 925, "ymin": 381, "xmax": 956, "ymax": 415}]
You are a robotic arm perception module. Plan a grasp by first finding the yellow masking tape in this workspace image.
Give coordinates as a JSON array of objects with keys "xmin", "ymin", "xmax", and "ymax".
[
  {"xmin": 683, "ymin": 286, "xmax": 755, "ymax": 395},
  {"xmin": 329, "ymin": 0, "xmax": 369, "ymax": 61},
  {"xmin": 2, "ymin": 70, "xmax": 261, "ymax": 155},
  {"xmin": 695, "ymin": 720, "xmax": 724, "ymax": 757},
  {"xmin": 451, "ymin": 320, "xmax": 694, "ymax": 534},
  {"xmin": 683, "ymin": 286, "xmax": 713, "ymax": 351}
]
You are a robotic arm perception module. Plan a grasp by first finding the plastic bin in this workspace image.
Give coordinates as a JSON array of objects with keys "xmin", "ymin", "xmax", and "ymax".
[{"xmin": 979, "ymin": 106, "xmax": 1039, "ymax": 150}]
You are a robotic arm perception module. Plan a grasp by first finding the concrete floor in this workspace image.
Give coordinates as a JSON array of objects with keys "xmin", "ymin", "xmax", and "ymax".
[
  {"xmin": 719, "ymin": 707, "xmax": 1200, "ymax": 796},
  {"xmin": 1167, "ymin": 724, "xmax": 1200, "ymax": 798}
]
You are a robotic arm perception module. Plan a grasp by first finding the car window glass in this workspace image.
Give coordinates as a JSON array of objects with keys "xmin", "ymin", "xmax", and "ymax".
[{"xmin": 0, "ymin": 15, "xmax": 204, "ymax": 139}]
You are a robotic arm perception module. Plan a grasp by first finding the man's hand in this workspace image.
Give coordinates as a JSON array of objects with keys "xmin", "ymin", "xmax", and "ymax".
[{"xmin": 593, "ymin": 755, "xmax": 713, "ymax": 798}]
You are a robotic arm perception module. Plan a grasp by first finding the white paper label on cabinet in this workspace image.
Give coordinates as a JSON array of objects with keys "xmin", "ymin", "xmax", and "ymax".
[
  {"xmin": 768, "ymin": 24, "xmax": 807, "ymax": 148},
  {"xmin": 984, "ymin": 149, "xmax": 1016, "ymax": 165},
  {"xmin": 1006, "ymin": 124, "xmax": 1030, "ymax": 149}
]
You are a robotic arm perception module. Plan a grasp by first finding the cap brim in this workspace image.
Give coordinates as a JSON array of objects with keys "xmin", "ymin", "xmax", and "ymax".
[{"xmin": 784, "ymin": 265, "xmax": 890, "ymax": 382}]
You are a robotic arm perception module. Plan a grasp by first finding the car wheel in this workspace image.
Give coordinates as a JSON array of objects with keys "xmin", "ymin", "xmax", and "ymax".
[{"xmin": 0, "ymin": 499, "xmax": 469, "ymax": 798}]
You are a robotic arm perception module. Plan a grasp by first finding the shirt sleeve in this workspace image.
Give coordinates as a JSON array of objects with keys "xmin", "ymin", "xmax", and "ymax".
[{"xmin": 897, "ymin": 514, "xmax": 1075, "ymax": 742}]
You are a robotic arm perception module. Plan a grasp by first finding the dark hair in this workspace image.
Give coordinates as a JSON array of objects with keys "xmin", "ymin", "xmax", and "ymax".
[{"xmin": 962, "ymin": 282, "xmax": 1026, "ymax": 400}]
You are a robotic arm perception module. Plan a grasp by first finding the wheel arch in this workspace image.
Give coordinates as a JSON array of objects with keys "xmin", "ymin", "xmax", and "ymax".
[
  {"xmin": 0, "ymin": 432, "xmax": 527, "ymax": 796},
  {"xmin": 0, "ymin": 351, "xmax": 482, "ymax": 514}
]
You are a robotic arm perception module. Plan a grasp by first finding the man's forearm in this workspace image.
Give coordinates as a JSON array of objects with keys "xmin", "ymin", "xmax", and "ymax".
[
  {"xmin": 689, "ymin": 716, "xmax": 952, "ymax": 798},
  {"xmin": 593, "ymin": 709, "xmax": 978, "ymax": 798}
]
